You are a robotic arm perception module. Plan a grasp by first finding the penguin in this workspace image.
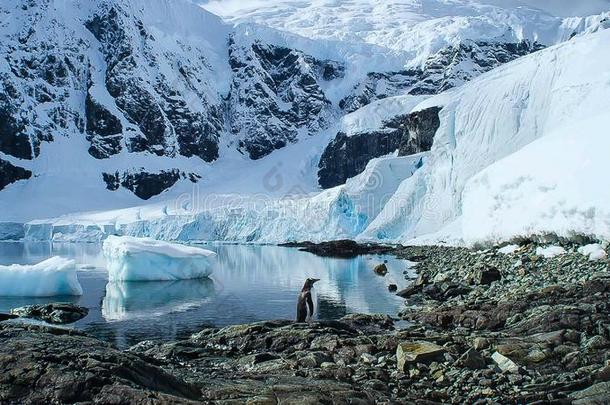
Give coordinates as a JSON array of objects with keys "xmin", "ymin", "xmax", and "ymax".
[{"xmin": 296, "ymin": 278, "xmax": 319, "ymax": 322}]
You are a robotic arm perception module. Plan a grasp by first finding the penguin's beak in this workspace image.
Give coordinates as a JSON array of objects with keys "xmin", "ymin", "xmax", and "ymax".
[{"xmin": 311, "ymin": 278, "xmax": 320, "ymax": 283}]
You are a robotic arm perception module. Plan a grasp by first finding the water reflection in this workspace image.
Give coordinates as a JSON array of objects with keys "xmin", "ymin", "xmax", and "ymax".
[
  {"xmin": 102, "ymin": 279, "xmax": 215, "ymax": 321},
  {"xmin": 0, "ymin": 242, "xmax": 413, "ymax": 348}
]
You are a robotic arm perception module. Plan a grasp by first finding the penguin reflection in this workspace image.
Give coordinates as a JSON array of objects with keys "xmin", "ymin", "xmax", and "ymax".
[{"xmin": 296, "ymin": 278, "xmax": 319, "ymax": 322}]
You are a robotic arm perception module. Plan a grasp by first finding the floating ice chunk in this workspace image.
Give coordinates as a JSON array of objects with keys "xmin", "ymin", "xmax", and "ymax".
[
  {"xmin": 535, "ymin": 246, "xmax": 566, "ymax": 258},
  {"xmin": 498, "ymin": 244, "xmax": 519, "ymax": 255},
  {"xmin": 578, "ymin": 244, "xmax": 607, "ymax": 261},
  {"xmin": 102, "ymin": 235, "xmax": 216, "ymax": 281},
  {"xmin": 0, "ymin": 257, "xmax": 82, "ymax": 297}
]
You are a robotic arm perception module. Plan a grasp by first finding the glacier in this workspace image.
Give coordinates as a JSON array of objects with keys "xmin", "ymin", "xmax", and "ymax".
[
  {"xmin": 361, "ymin": 26, "xmax": 610, "ymax": 245},
  {"xmin": 102, "ymin": 236, "xmax": 216, "ymax": 281},
  {"xmin": 0, "ymin": 1, "xmax": 609, "ymax": 247},
  {"xmin": 0, "ymin": 257, "xmax": 82, "ymax": 297}
]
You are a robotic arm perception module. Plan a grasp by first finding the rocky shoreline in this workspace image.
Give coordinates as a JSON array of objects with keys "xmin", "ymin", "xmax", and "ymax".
[{"xmin": 1, "ymin": 241, "xmax": 609, "ymax": 404}]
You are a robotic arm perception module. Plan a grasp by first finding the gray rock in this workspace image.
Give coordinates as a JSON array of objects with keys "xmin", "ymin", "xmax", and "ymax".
[
  {"xmin": 471, "ymin": 264, "xmax": 502, "ymax": 285},
  {"xmin": 459, "ymin": 348, "xmax": 486, "ymax": 370},
  {"xmin": 10, "ymin": 303, "xmax": 88, "ymax": 324},
  {"xmin": 570, "ymin": 381, "xmax": 610, "ymax": 404}
]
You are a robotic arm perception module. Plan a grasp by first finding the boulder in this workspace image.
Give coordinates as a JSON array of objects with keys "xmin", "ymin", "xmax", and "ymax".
[
  {"xmin": 0, "ymin": 313, "xmax": 18, "ymax": 322},
  {"xmin": 396, "ymin": 284, "xmax": 422, "ymax": 298},
  {"xmin": 374, "ymin": 262, "xmax": 388, "ymax": 276},
  {"xmin": 396, "ymin": 341, "xmax": 446, "ymax": 371},
  {"xmin": 570, "ymin": 381, "xmax": 610, "ymax": 404}
]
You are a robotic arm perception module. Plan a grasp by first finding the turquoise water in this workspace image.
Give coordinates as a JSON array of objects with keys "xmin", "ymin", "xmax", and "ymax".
[{"xmin": 0, "ymin": 242, "xmax": 413, "ymax": 348}]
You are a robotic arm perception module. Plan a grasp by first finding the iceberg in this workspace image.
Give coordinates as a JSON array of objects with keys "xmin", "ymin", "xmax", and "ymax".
[
  {"xmin": 0, "ymin": 257, "xmax": 82, "ymax": 297},
  {"xmin": 102, "ymin": 236, "xmax": 216, "ymax": 281}
]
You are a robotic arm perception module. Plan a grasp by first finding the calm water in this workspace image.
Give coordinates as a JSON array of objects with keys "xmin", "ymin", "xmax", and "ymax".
[{"xmin": 0, "ymin": 242, "xmax": 414, "ymax": 348}]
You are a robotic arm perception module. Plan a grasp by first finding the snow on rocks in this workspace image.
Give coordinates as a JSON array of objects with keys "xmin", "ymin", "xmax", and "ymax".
[
  {"xmin": 535, "ymin": 246, "xmax": 567, "ymax": 259},
  {"xmin": 498, "ymin": 244, "xmax": 519, "ymax": 255},
  {"xmin": 102, "ymin": 236, "xmax": 216, "ymax": 281},
  {"xmin": 578, "ymin": 244, "xmax": 608, "ymax": 261},
  {"xmin": 0, "ymin": 257, "xmax": 82, "ymax": 297}
]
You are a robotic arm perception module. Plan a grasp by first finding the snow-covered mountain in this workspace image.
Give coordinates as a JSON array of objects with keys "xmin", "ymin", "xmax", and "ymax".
[{"xmin": 1, "ymin": 0, "xmax": 609, "ymax": 246}]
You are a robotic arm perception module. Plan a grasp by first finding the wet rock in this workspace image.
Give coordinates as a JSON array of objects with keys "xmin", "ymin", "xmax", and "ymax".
[
  {"xmin": 280, "ymin": 240, "xmax": 395, "ymax": 258},
  {"xmin": 396, "ymin": 341, "xmax": 446, "ymax": 371},
  {"xmin": 374, "ymin": 262, "xmax": 388, "ymax": 276},
  {"xmin": 10, "ymin": 303, "xmax": 88, "ymax": 324},
  {"xmin": 396, "ymin": 284, "xmax": 422, "ymax": 298},
  {"xmin": 388, "ymin": 284, "xmax": 398, "ymax": 292},
  {"xmin": 0, "ymin": 313, "xmax": 18, "ymax": 322}
]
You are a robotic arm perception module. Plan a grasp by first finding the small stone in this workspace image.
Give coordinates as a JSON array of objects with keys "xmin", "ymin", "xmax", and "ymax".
[
  {"xmin": 472, "ymin": 337, "xmax": 490, "ymax": 350},
  {"xmin": 388, "ymin": 284, "xmax": 398, "ymax": 292},
  {"xmin": 360, "ymin": 353, "xmax": 376, "ymax": 364}
]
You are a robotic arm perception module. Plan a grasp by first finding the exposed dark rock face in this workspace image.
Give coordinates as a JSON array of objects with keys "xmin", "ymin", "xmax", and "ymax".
[
  {"xmin": 318, "ymin": 106, "xmax": 440, "ymax": 188},
  {"xmin": 103, "ymin": 169, "xmax": 195, "ymax": 200},
  {"xmin": 397, "ymin": 106, "xmax": 442, "ymax": 156},
  {"xmin": 228, "ymin": 39, "xmax": 342, "ymax": 159},
  {"xmin": 317, "ymin": 129, "xmax": 402, "ymax": 189},
  {"xmin": 0, "ymin": 2, "xmax": 87, "ymax": 160},
  {"xmin": 340, "ymin": 40, "xmax": 544, "ymax": 112},
  {"xmin": 85, "ymin": 92, "xmax": 123, "ymax": 159},
  {"xmin": 280, "ymin": 240, "xmax": 396, "ymax": 258},
  {"xmin": 10, "ymin": 303, "xmax": 88, "ymax": 324},
  {"xmin": 86, "ymin": 6, "xmax": 223, "ymax": 162},
  {"xmin": 0, "ymin": 159, "xmax": 32, "ymax": 191}
]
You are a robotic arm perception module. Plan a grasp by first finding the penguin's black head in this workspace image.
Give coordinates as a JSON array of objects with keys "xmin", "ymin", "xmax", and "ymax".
[{"xmin": 302, "ymin": 278, "xmax": 320, "ymax": 290}]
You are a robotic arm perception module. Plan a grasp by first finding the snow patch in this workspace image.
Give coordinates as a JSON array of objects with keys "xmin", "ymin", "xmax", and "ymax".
[
  {"xmin": 498, "ymin": 244, "xmax": 520, "ymax": 255},
  {"xmin": 535, "ymin": 246, "xmax": 566, "ymax": 258},
  {"xmin": 578, "ymin": 244, "xmax": 608, "ymax": 261}
]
